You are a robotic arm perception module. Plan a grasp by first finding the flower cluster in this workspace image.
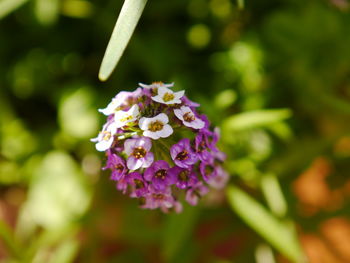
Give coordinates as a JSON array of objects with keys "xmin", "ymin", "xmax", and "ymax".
[{"xmin": 92, "ymin": 82, "xmax": 228, "ymax": 213}]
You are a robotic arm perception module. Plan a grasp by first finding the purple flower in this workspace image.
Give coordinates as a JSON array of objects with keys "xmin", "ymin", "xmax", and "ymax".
[
  {"xmin": 181, "ymin": 95, "xmax": 200, "ymax": 108},
  {"xmin": 199, "ymin": 162, "xmax": 218, "ymax": 182},
  {"xmin": 104, "ymin": 151, "xmax": 127, "ymax": 181},
  {"xmin": 140, "ymin": 187, "xmax": 175, "ymax": 210},
  {"xmin": 144, "ymin": 160, "xmax": 176, "ymax": 190},
  {"xmin": 124, "ymin": 137, "xmax": 154, "ymax": 170},
  {"xmin": 207, "ymin": 165, "xmax": 229, "ymax": 189},
  {"xmin": 127, "ymin": 172, "xmax": 149, "ymax": 197},
  {"xmin": 93, "ymin": 81, "xmax": 228, "ymax": 212},
  {"xmin": 116, "ymin": 177, "xmax": 128, "ymax": 194},
  {"xmin": 174, "ymin": 106, "xmax": 205, "ymax": 129},
  {"xmin": 195, "ymin": 132, "xmax": 214, "ymax": 163},
  {"xmin": 99, "ymin": 88, "xmax": 142, "ymax": 115},
  {"xmin": 185, "ymin": 182, "xmax": 209, "ymax": 206},
  {"xmin": 169, "ymin": 166, "xmax": 198, "ymax": 189},
  {"xmin": 170, "ymin": 138, "xmax": 198, "ymax": 168},
  {"xmin": 161, "ymin": 200, "xmax": 183, "ymax": 214}
]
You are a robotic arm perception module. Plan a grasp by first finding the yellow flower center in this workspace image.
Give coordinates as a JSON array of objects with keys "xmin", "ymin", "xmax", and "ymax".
[
  {"xmin": 101, "ymin": 131, "xmax": 111, "ymax": 141},
  {"xmin": 148, "ymin": 120, "xmax": 164, "ymax": 132},
  {"xmin": 176, "ymin": 150, "xmax": 189, "ymax": 161},
  {"xmin": 119, "ymin": 114, "xmax": 133, "ymax": 122},
  {"xmin": 178, "ymin": 170, "xmax": 189, "ymax": 182},
  {"xmin": 163, "ymin": 92, "xmax": 175, "ymax": 102},
  {"xmin": 132, "ymin": 147, "xmax": 147, "ymax": 159},
  {"xmin": 155, "ymin": 169, "xmax": 167, "ymax": 180},
  {"xmin": 115, "ymin": 164, "xmax": 124, "ymax": 172},
  {"xmin": 183, "ymin": 112, "xmax": 195, "ymax": 122},
  {"xmin": 152, "ymin": 81, "xmax": 163, "ymax": 85},
  {"xmin": 134, "ymin": 179, "xmax": 144, "ymax": 189}
]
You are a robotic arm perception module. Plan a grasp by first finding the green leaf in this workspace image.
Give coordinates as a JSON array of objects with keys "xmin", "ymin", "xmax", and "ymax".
[
  {"xmin": 162, "ymin": 205, "xmax": 198, "ymax": 262},
  {"xmin": 223, "ymin": 109, "xmax": 292, "ymax": 131},
  {"xmin": 98, "ymin": 0, "xmax": 148, "ymax": 81},
  {"xmin": 237, "ymin": 0, "xmax": 244, "ymax": 10},
  {"xmin": 34, "ymin": 0, "xmax": 59, "ymax": 25},
  {"xmin": 226, "ymin": 186, "xmax": 306, "ymax": 263},
  {"xmin": 0, "ymin": 0, "xmax": 29, "ymax": 19},
  {"xmin": 0, "ymin": 220, "xmax": 22, "ymax": 259},
  {"xmin": 48, "ymin": 238, "xmax": 79, "ymax": 263}
]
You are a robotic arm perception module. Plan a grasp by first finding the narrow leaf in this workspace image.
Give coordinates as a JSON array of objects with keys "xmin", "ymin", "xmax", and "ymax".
[
  {"xmin": 98, "ymin": 0, "xmax": 147, "ymax": 81},
  {"xmin": 223, "ymin": 109, "xmax": 292, "ymax": 131},
  {"xmin": 0, "ymin": 0, "xmax": 29, "ymax": 19},
  {"xmin": 226, "ymin": 186, "xmax": 305, "ymax": 263}
]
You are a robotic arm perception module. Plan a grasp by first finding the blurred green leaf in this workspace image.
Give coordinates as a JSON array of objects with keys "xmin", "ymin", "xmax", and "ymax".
[
  {"xmin": 48, "ymin": 238, "xmax": 79, "ymax": 263},
  {"xmin": 0, "ymin": 0, "xmax": 28, "ymax": 19},
  {"xmin": 58, "ymin": 87, "xmax": 99, "ymax": 139},
  {"xmin": 21, "ymin": 151, "xmax": 92, "ymax": 229},
  {"xmin": 162, "ymin": 205, "xmax": 198, "ymax": 262},
  {"xmin": 226, "ymin": 186, "xmax": 305, "ymax": 263},
  {"xmin": 34, "ymin": 0, "xmax": 59, "ymax": 25},
  {"xmin": 260, "ymin": 174, "xmax": 287, "ymax": 217},
  {"xmin": 61, "ymin": 0, "xmax": 94, "ymax": 18},
  {"xmin": 223, "ymin": 109, "xmax": 292, "ymax": 131},
  {"xmin": 98, "ymin": 0, "xmax": 148, "ymax": 81},
  {"xmin": 0, "ymin": 220, "xmax": 22, "ymax": 259},
  {"xmin": 237, "ymin": 0, "xmax": 244, "ymax": 9}
]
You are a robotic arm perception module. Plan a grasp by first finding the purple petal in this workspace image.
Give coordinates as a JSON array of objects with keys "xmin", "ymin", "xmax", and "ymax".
[{"xmin": 142, "ymin": 152, "xmax": 154, "ymax": 168}]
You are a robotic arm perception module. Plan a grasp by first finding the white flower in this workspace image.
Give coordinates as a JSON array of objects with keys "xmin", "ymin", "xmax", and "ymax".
[
  {"xmin": 114, "ymin": 104, "xmax": 140, "ymax": 128},
  {"xmin": 174, "ymin": 106, "xmax": 205, "ymax": 129},
  {"xmin": 139, "ymin": 82, "xmax": 174, "ymax": 89},
  {"xmin": 98, "ymin": 89, "xmax": 142, "ymax": 116},
  {"xmin": 151, "ymin": 87, "xmax": 184, "ymax": 105},
  {"xmin": 91, "ymin": 122, "xmax": 118, "ymax": 151},
  {"xmin": 139, "ymin": 113, "xmax": 173, "ymax": 140}
]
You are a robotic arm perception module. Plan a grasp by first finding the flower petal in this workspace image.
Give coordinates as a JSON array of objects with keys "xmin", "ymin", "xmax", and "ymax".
[
  {"xmin": 159, "ymin": 124, "xmax": 173, "ymax": 138},
  {"xmin": 157, "ymin": 113, "xmax": 169, "ymax": 124},
  {"xmin": 143, "ymin": 130, "xmax": 160, "ymax": 140},
  {"xmin": 124, "ymin": 138, "xmax": 137, "ymax": 155},
  {"xmin": 127, "ymin": 156, "xmax": 143, "ymax": 170},
  {"xmin": 142, "ymin": 152, "xmax": 154, "ymax": 168}
]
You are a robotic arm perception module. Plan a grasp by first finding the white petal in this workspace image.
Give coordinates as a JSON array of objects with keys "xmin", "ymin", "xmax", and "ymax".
[
  {"xmin": 158, "ymin": 124, "xmax": 173, "ymax": 138},
  {"xmin": 138, "ymin": 83, "xmax": 150, "ymax": 89},
  {"xmin": 98, "ymin": 99, "xmax": 120, "ymax": 115},
  {"xmin": 174, "ymin": 108, "xmax": 184, "ymax": 121},
  {"xmin": 157, "ymin": 87, "xmax": 171, "ymax": 96},
  {"xmin": 193, "ymin": 118, "xmax": 205, "ymax": 129},
  {"xmin": 156, "ymin": 113, "xmax": 169, "ymax": 124},
  {"xmin": 143, "ymin": 130, "xmax": 160, "ymax": 140},
  {"xmin": 128, "ymin": 104, "xmax": 140, "ymax": 117},
  {"xmin": 164, "ymin": 82, "xmax": 174, "ymax": 88},
  {"xmin": 124, "ymin": 139, "xmax": 137, "ymax": 155},
  {"xmin": 171, "ymin": 99, "xmax": 182, "ymax": 104},
  {"xmin": 174, "ymin": 90, "xmax": 185, "ymax": 100},
  {"xmin": 139, "ymin": 117, "xmax": 151, "ymax": 130},
  {"xmin": 180, "ymin": 106, "xmax": 191, "ymax": 112},
  {"xmin": 96, "ymin": 138, "xmax": 113, "ymax": 151},
  {"xmin": 151, "ymin": 95, "xmax": 165, "ymax": 104},
  {"xmin": 106, "ymin": 122, "xmax": 118, "ymax": 134},
  {"xmin": 127, "ymin": 157, "xmax": 143, "ymax": 170}
]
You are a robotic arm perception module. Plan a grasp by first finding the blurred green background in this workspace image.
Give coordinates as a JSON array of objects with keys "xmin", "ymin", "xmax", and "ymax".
[{"xmin": 1, "ymin": 0, "xmax": 350, "ymax": 262}]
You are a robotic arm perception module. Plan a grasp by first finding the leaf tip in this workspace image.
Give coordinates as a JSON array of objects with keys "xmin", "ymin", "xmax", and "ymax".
[{"xmin": 98, "ymin": 71, "xmax": 108, "ymax": 82}]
